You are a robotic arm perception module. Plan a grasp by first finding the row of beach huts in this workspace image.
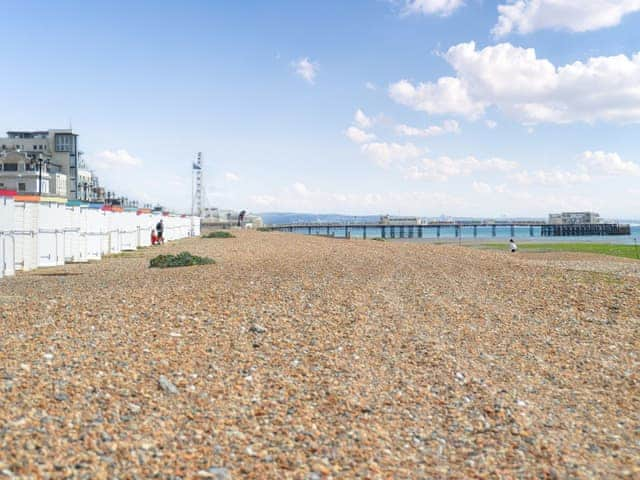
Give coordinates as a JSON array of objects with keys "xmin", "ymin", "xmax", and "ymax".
[{"xmin": 0, "ymin": 190, "xmax": 201, "ymax": 279}]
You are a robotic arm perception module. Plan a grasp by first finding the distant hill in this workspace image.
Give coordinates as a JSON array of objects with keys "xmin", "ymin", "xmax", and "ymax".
[{"xmin": 258, "ymin": 212, "xmax": 381, "ymax": 225}]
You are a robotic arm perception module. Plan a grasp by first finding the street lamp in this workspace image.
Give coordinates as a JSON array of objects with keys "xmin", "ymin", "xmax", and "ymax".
[{"xmin": 35, "ymin": 154, "xmax": 50, "ymax": 194}]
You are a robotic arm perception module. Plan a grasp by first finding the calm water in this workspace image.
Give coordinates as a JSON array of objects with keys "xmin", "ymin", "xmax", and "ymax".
[{"xmin": 294, "ymin": 225, "xmax": 640, "ymax": 245}]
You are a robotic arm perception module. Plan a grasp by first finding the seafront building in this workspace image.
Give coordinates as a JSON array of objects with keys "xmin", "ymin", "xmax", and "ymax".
[{"xmin": 0, "ymin": 129, "xmax": 81, "ymax": 199}]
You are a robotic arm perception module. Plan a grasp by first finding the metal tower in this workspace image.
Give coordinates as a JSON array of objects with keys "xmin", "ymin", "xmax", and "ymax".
[{"xmin": 192, "ymin": 152, "xmax": 204, "ymax": 217}]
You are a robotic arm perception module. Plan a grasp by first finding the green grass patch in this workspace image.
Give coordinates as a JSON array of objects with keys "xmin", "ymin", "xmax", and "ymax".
[
  {"xmin": 481, "ymin": 242, "xmax": 640, "ymax": 260},
  {"xmin": 257, "ymin": 227, "xmax": 271, "ymax": 232},
  {"xmin": 202, "ymin": 230, "xmax": 235, "ymax": 239},
  {"xmin": 371, "ymin": 237, "xmax": 386, "ymax": 242},
  {"xmin": 150, "ymin": 251, "xmax": 215, "ymax": 268}
]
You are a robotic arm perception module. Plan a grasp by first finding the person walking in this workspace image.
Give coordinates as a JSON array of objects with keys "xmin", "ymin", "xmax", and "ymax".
[
  {"xmin": 509, "ymin": 238, "xmax": 517, "ymax": 253},
  {"xmin": 156, "ymin": 219, "xmax": 164, "ymax": 244}
]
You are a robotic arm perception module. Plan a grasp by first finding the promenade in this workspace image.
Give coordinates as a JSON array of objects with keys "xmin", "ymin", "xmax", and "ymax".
[{"xmin": 1, "ymin": 231, "xmax": 638, "ymax": 478}]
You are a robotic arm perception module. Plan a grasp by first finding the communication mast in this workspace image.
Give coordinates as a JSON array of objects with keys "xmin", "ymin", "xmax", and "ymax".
[{"xmin": 191, "ymin": 152, "xmax": 204, "ymax": 217}]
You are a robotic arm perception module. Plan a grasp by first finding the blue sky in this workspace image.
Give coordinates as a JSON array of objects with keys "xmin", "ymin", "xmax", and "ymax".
[{"xmin": 2, "ymin": 0, "xmax": 640, "ymax": 218}]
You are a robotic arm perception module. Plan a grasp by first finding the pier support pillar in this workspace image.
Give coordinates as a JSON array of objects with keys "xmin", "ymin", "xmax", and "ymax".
[
  {"xmin": 455, "ymin": 225, "xmax": 460, "ymax": 238},
  {"xmin": 529, "ymin": 225, "xmax": 534, "ymax": 237},
  {"xmin": 381, "ymin": 226, "xmax": 386, "ymax": 239},
  {"xmin": 391, "ymin": 226, "xmax": 395, "ymax": 239},
  {"xmin": 418, "ymin": 226, "xmax": 423, "ymax": 238},
  {"xmin": 510, "ymin": 225, "xmax": 515, "ymax": 237},
  {"xmin": 399, "ymin": 226, "xmax": 405, "ymax": 238},
  {"xmin": 492, "ymin": 225, "xmax": 496, "ymax": 237},
  {"xmin": 473, "ymin": 225, "xmax": 477, "ymax": 238},
  {"xmin": 326, "ymin": 226, "xmax": 330, "ymax": 236},
  {"xmin": 437, "ymin": 226, "xmax": 440, "ymax": 238},
  {"xmin": 308, "ymin": 226, "xmax": 311, "ymax": 235},
  {"xmin": 363, "ymin": 226, "xmax": 367, "ymax": 239}
]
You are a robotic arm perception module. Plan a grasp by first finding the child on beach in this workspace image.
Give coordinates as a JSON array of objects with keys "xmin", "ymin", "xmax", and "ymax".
[
  {"xmin": 509, "ymin": 239, "xmax": 517, "ymax": 253},
  {"xmin": 151, "ymin": 229, "xmax": 158, "ymax": 245}
]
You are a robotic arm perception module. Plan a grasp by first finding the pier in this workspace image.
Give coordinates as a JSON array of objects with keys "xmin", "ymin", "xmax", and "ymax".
[{"xmin": 267, "ymin": 221, "xmax": 631, "ymax": 239}]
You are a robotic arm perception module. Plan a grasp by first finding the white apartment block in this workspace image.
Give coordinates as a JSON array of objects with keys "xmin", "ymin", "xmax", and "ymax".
[{"xmin": 0, "ymin": 129, "xmax": 80, "ymax": 199}]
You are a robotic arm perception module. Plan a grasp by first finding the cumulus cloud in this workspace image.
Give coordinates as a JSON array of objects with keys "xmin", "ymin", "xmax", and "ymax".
[
  {"xmin": 292, "ymin": 57, "xmax": 319, "ymax": 84},
  {"xmin": 345, "ymin": 126, "xmax": 376, "ymax": 144},
  {"xmin": 90, "ymin": 149, "xmax": 143, "ymax": 169},
  {"xmin": 511, "ymin": 169, "xmax": 591, "ymax": 186},
  {"xmin": 578, "ymin": 150, "xmax": 640, "ymax": 176},
  {"xmin": 365, "ymin": 81, "xmax": 377, "ymax": 91},
  {"xmin": 360, "ymin": 142, "xmax": 424, "ymax": 167},
  {"xmin": 406, "ymin": 156, "xmax": 518, "ymax": 181},
  {"xmin": 472, "ymin": 181, "xmax": 493, "ymax": 193},
  {"xmin": 485, "ymin": 119, "xmax": 498, "ymax": 129},
  {"xmin": 354, "ymin": 109, "xmax": 373, "ymax": 128},
  {"xmin": 390, "ymin": 41, "xmax": 640, "ymax": 124},
  {"xmin": 493, "ymin": 0, "xmax": 640, "ymax": 37},
  {"xmin": 248, "ymin": 182, "xmax": 466, "ymax": 214},
  {"xmin": 224, "ymin": 172, "xmax": 240, "ymax": 182},
  {"xmin": 403, "ymin": 0, "xmax": 466, "ymax": 16},
  {"xmin": 389, "ymin": 77, "xmax": 486, "ymax": 119},
  {"xmin": 396, "ymin": 119, "xmax": 460, "ymax": 137}
]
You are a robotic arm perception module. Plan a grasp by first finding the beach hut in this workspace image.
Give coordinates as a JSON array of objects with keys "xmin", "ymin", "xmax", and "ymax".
[
  {"xmin": 191, "ymin": 216, "xmax": 201, "ymax": 237},
  {"xmin": 64, "ymin": 203, "xmax": 83, "ymax": 263},
  {"xmin": 13, "ymin": 194, "xmax": 40, "ymax": 271},
  {"xmin": 137, "ymin": 209, "xmax": 153, "ymax": 247},
  {"xmin": 0, "ymin": 190, "xmax": 16, "ymax": 277},
  {"xmin": 38, "ymin": 197, "xmax": 66, "ymax": 268},
  {"xmin": 120, "ymin": 210, "xmax": 138, "ymax": 251},
  {"xmin": 85, "ymin": 204, "xmax": 104, "ymax": 261}
]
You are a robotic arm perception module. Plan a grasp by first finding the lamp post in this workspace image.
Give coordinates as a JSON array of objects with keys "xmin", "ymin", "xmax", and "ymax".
[{"xmin": 36, "ymin": 155, "xmax": 50, "ymax": 194}]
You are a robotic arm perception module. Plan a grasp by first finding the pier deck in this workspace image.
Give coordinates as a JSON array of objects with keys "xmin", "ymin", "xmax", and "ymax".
[{"xmin": 267, "ymin": 222, "xmax": 630, "ymax": 238}]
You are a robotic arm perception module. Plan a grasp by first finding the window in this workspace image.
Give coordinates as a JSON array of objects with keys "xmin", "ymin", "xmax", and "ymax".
[
  {"xmin": 18, "ymin": 183, "xmax": 26, "ymax": 192},
  {"xmin": 3, "ymin": 163, "xmax": 18, "ymax": 171},
  {"xmin": 55, "ymin": 134, "xmax": 74, "ymax": 152}
]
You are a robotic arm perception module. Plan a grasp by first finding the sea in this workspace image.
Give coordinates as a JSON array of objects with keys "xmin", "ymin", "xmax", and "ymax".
[{"xmin": 294, "ymin": 225, "xmax": 640, "ymax": 245}]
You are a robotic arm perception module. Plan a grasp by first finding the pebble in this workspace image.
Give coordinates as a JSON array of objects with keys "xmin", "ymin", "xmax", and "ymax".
[
  {"xmin": 158, "ymin": 375, "xmax": 179, "ymax": 394},
  {"xmin": 0, "ymin": 231, "xmax": 637, "ymax": 478}
]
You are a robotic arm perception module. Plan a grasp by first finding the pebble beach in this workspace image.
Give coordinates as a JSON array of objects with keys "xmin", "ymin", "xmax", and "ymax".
[{"xmin": 1, "ymin": 231, "xmax": 639, "ymax": 478}]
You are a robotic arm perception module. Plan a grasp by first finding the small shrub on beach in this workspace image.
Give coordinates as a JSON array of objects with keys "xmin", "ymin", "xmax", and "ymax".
[
  {"xmin": 203, "ymin": 231, "xmax": 235, "ymax": 239},
  {"xmin": 372, "ymin": 238, "xmax": 386, "ymax": 242},
  {"xmin": 150, "ymin": 252, "xmax": 215, "ymax": 268}
]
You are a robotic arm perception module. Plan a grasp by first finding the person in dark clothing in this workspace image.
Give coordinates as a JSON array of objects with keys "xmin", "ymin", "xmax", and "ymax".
[
  {"xmin": 237, "ymin": 210, "xmax": 246, "ymax": 227},
  {"xmin": 156, "ymin": 219, "xmax": 164, "ymax": 244}
]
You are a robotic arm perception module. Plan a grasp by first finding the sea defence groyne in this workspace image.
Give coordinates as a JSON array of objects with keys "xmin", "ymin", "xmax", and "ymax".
[{"xmin": 0, "ymin": 190, "xmax": 200, "ymax": 279}]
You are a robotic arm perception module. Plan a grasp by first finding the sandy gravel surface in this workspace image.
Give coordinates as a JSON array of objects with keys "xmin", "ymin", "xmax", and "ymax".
[
  {"xmin": 513, "ymin": 251, "xmax": 640, "ymax": 280},
  {"xmin": 1, "ymin": 231, "xmax": 639, "ymax": 479}
]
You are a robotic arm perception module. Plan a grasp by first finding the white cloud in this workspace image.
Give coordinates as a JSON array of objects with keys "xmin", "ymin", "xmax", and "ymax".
[
  {"xmin": 292, "ymin": 57, "xmax": 319, "ymax": 84},
  {"xmin": 472, "ymin": 181, "xmax": 493, "ymax": 193},
  {"xmin": 345, "ymin": 126, "xmax": 376, "ymax": 144},
  {"xmin": 224, "ymin": 172, "xmax": 240, "ymax": 182},
  {"xmin": 360, "ymin": 142, "xmax": 424, "ymax": 167},
  {"xmin": 292, "ymin": 182, "xmax": 310, "ymax": 196},
  {"xmin": 403, "ymin": 0, "xmax": 466, "ymax": 16},
  {"xmin": 248, "ymin": 182, "xmax": 466, "ymax": 215},
  {"xmin": 365, "ymin": 81, "xmax": 377, "ymax": 91},
  {"xmin": 389, "ymin": 77, "xmax": 486, "ymax": 119},
  {"xmin": 396, "ymin": 119, "xmax": 460, "ymax": 137},
  {"xmin": 511, "ymin": 169, "xmax": 591, "ymax": 186},
  {"xmin": 493, "ymin": 0, "xmax": 640, "ymax": 37},
  {"xmin": 406, "ymin": 155, "xmax": 518, "ymax": 181},
  {"xmin": 90, "ymin": 149, "xmax": 142, "ymax": 169},
  {"xmin": 249, "ymin": 194, "xmax": 277, "ymax": 207},
  {"xmin": 354, "ymin": 109, "xmax": 373, "ymax": 128},
  {"xmin": 578, "ymin": 150, "xmax": 640, "ymax": 176},
  {"xmin": 391, "ymin": 41, "xmax": 640, "ymax": 124},
  {"xmin": 485, "ymin": 119, "xmax": 498, "ymax": 129}
]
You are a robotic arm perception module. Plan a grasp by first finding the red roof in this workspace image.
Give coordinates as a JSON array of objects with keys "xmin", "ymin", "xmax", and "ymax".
[{"xmin": 0, "ymin": 189, "xmax": 17, "ymax": 197}]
